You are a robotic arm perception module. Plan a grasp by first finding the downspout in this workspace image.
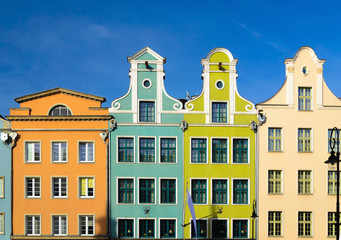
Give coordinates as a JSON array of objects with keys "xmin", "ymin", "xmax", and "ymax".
[{"xmin": 100, "ymin": 131, "xmax": 109, "ymax": 238}]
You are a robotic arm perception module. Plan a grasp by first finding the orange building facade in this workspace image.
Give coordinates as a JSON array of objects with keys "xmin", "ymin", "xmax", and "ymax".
[{"xmin": 8, "ymin": 88, "xmax": 112, "ymax": 239}]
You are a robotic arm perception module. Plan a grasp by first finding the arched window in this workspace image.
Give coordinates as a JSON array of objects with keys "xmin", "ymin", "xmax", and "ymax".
[{"xmin": 49, "ymin": 105, "xmax": 72, "ymax": 116}]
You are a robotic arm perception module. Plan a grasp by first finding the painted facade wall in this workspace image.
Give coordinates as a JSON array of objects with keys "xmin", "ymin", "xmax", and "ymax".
[
  {"xmin": 109, "ymin": 47, "xmax": 184, "ymax": 239},
  {"xmin": 0, "ymin": 117, "xmax": 12, "ymax": 240},
  {"xmin": 257, "ymin": 47, "xmax": 341, "ymax": 239},
  {"xmin": 8, "ymin": 88, "xmax": 111, "ymax": 239},
  {"xmin": 183, "ymin": 48, "xmax": 257, "ymax": 239}
]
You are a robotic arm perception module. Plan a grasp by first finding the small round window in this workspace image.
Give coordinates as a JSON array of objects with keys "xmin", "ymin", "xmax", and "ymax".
[
  {"xmin": 302, "ymin": 66, "xmax": 309, "ymax": 76},
  {"xmin": 216, "ymin": 80, "xmax": 224, "ymax": 90},
  {"xmin": 142, "ymin": 79, "xmax": 152, "ymax": 89}
]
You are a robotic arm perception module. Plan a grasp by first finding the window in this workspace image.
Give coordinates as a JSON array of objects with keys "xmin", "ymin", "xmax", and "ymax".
[
  {"xmin": 298, "ymin": 87, "xmax": 312, "ymax": 111},
  {"xmin": 26, "ymin": 216, "xmax": 40, "ymax": 235},
  {"xmin": 53, "ymin": 216, "xmax": 67, "ymax": 235},
  {"xmin": 192, "ymin": 179, "xmax": 207, "ymax": 204},
  {"xmin": 328, "ymin": 129, "xmax": 341, "ymax": 152},
  {"xmin": 233, "ymin": 220, "xmax": 248, "ymax": 238},
  {"xmin": 298, "ymin": 128, "xmax": 311, "ymax": 152},
  {"xmin": 79, "ymin": 142, "xmax": 94, "ymax": 162},
  {"xmin": 139, "ymin": 179, "xmax": 155, "ymax": 203},
  {"xmin": 0, "ymin": 177, "xmax": 4, "ymax": 198},
  {"xmin": 212, "ymin": 139, "xmax": 227, "ymax": 163},
  {"xmin": 139, "ymin": 219, "xmax": 155, "ymax": 238},
  {"xmin": 160, "ymin": 179, "xmax": 176, "ymax": 204},
  {"xmin": 80, "ymin": 215, "xmax": 94, "ymax": 235},
  {"xmin": 212, "ymin": 102, "xmax": 227, "ymax": 123},
  {"xmin": 328, "ymin": 171, "xmax": 340, "ymax": 195},
  {"xmin": 118, "ymin": 138, "xmax": 134, "ymax": 162},
  {"xmin": 79, "ymin": 177, "xmax": 94, "ymax": 198},
  {"xmin": 268, "ymin": 170, "xmax": 282, "ymax": 194},
  {"xmin": 139, "ymin": 101, "xmax": 155, "ymax": 122},
  {"xmin": 26, "ymin": 177, "xmax": 40, "ymax": 198},
  {"xmin": 212, "ymin": 179, "xmax": 227, "ymax": 204},
  {"xmin": 298, "ymin": 212, "xmax": 312, "ymax": 237},
  {"xmin": 160, "ymin": 138, "xmax": 176, "ymax": 163},
  {"xmin": 191, "ymin": 219, "xmax": 207, "ymax": 238},
  {"xmin": 191, "ymin": 139, "xmax": 207, "ymax": 163},
  {"xmin": 52, "ymin": 142, "xmax": 67, "ymax": 162},
  {"xmin": 118, "ymin": 179, "xmax": 134, "ymax": 203},
  {"xmin": 268, "ymin": 211, "xmax": 282, "ymax": 236},
  {"xmin": 233, "ymin": 139, "xmax": 248, "ymax": 163},
  {"xmin": 233, "ymin": 179, "xmax": 248, "ymax": 204},
  {"xmin": 211, "ymin": 219, "xmax": 227, "ymax": 238},
  {"xmin": 160, "ymin": 219, "xmax": 176, "ymax": 238},
  {"xmin": 49, "ymin": 105, "xmax": 72, "ymax": 116},
  {"xmin": 52, "ymin": 177, "xmax": 67, "ymax": 198},
  {"xmin": 298, "ymin": 170, "xmax": 311, "ymax": 194},
  {"xmin": 25, "ymin": 142, "xmax": 40, "ymax": 162},
  {"xmin": 328, "ymin": 212, "xmax": 340, "ymax": 237},
  {"xmin": 0, "ymin": 213, "xmax": 3, "ymax": 235},
  {"xmin": 268, "ymin": 128, "xmax": 282, "ymax": 151},
  {"xmin": 118, "ymin": 219, "xmax": 134, "ymax": 238},
  {"xmin": 139, "ymin": 138, "xmax": 155, "ymax": 162}
]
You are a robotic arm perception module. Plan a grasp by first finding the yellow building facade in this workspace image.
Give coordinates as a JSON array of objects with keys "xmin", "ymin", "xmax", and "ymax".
[{"xmin": 183, "ymin": 48, "xmax": 257, "ymax": 239}]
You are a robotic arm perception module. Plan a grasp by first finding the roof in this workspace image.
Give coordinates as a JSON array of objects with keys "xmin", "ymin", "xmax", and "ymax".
[{"xmin": 14, "ymin": 87, "xmax": 106, "ymax": 103}]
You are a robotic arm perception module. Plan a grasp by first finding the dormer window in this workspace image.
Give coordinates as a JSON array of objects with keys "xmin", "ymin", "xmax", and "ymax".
[
  {"xmin": 49, "ymin": 105, "xmax": 72, "ymax": 116},
  {"xmin": 298, "ymin": 87, "xmax": 312, "ymax": 111},
  {"xmin": 139, "ymin": 101, "xmax": 155, "ymax": 122}
]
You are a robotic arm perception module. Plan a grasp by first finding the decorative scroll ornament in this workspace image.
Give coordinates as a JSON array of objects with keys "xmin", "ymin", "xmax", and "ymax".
[
  {"xmin": 111, "ymin": 101, "xmax": 121, "ymax": 110},
  {"xmin": 173, "ymin": 102, "xmax": 183, "ymax": 110}
]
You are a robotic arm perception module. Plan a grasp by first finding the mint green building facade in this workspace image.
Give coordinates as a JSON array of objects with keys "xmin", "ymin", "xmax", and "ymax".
[{"xmin": 109, "ymin": 47, "xmax": 185, "ymax": 239}]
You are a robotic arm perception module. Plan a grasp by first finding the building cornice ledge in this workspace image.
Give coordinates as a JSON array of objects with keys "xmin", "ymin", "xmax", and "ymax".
[{"xmin": 6, "ymin": 115, "xmax": 113, "ymax": 121}]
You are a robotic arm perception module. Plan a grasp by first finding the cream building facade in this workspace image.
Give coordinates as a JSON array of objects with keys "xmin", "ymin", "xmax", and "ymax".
[{"xmin": 257, "ymin": 47, "xmax": 341, "ymax": 239}]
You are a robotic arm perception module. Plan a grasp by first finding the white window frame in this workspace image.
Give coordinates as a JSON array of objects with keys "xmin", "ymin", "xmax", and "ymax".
[
  {"xmin": 25, "ymin": 215, "xmax": 41, "ymax": 236},
  {"xmin": 52, "ymin": 177, "xmax": 68, "ymax": 198},
  {"xmin": 211, "ymin": 178, "xmax": 229, "ymax": 205},
  {"xmin": 297, "ymin": 170, "xmax": 313, "ymax": 195},
  {"xmin": 25, "ymin": 177, "xmax": 41, "ymax": 198},
  {"xmin": 116, "ymin": 217, "xmax": 135, "ymax": 238},
  {"xmin": 159, "ymin": 178, "xmax": 177, "ymax": 205},
  {"xmin": 231, "ymin": 218, "xmax": 249, "ymax": 239},
  {"xmin": 137, "ymin": 136, "xmax": 157, "ymax": 163},
  {"xmin": 231, "ymin": 137, "xmax": 250, "ymax": 164},
  {"xmin": 24, "ymin": 141, "xmax": 41, "ymax": 163},
  {"xmin": 137, "ymin": 218, "xmax": 156, "ymax": 238},
  {"xmin": 297, "ymin": 128, "xmax": 313, "ymax": 153},
  {"xmin": 210, "ymin": 137, "xmax": 229, "ymax": 164},
  {"xmin": 78, "ymin": 141, "xmax": 95, "ymax": 163},
  {"xmin": 79, "ymin": 215, "xmax": 95, "ymax": 236},
  {"xmin": 116, "ymin": 177, "xmax": 135, "ymax": 204},
  {"xmin": 268, "ymin": 170, "xmax": 283, "ymax": 195},
  {"xmin": 116, "ymin": 136, "xmax": 135, "ymax": 164},
  {"xmin": 189, "ymin": 218, "xmax": 208, "ymax": 239},
  {"xmin": 0, "ymin": 177, "xmax": 4, "ymax": 198},
  {"xmin": 231, "ymin": 178, "xmax": 250, "ymax": 205},
  {"xmin": 190, "ymin": 137, "xmax": 209, "ymax": 164},
  {"xmin": 210, "ymin": 100, "xmax": 229, "ymax": 124},
  {"xmin": 159, "ymin": 136, "xmax": 178, "ymax": 164},
  {"xmin": 52, "ymin": 215, "xmax": 68, "ymax": 236},
  {"xmin": 79, "ymin": 177, "xmax": 95, "ymax": 199},
  {"xmin": 190, "ymin": 178, "xmax": 209, "ymax": 205},
  {"xmin": 158, "ymin": 218, "xmax": 177, "ymax": 239},
  {"xmin": 138, "ymin": 100, "xmax": 156, "ymax": 123},
  {"xmin": 137, "ymin": 177, "xmax": 156, "ymax": 205},
  {"xmin": 51, "ymin": 141, "xmax": 68, "ymax": 163}
]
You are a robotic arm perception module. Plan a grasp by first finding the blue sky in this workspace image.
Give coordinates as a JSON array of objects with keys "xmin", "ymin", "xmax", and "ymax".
[{"xmin": 1, "ymin": 0, "xmax": 341, "ymax": 115}]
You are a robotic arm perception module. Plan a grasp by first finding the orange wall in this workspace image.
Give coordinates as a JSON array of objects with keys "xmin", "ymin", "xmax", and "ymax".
[{"xmin": 11, "ymin": 92, "xmax": 109, "ymax": 236}]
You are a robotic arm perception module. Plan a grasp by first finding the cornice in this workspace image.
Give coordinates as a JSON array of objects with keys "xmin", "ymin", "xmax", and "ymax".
[
  {"xmin": 15, "ymin": 87, "xmax": 106, "ymax": 103},
  {"xmin": 6, "ymin": 115, "xmax": 113, "ymax": 121}
]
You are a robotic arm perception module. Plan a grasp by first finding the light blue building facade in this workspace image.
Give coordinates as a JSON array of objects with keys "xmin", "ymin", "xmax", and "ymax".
[
  {"xmin": 0, "ymin": 116, "xmax": 13, "ymax": 240},
  {"xmin": 109, "ymin": 47, "xmax": 185, "ymax": 239}
]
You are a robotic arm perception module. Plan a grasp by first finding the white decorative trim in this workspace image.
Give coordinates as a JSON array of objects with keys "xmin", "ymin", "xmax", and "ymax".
[
  {"xmin": 116, "ymin": 136, "xmax": 135, "ymax": 164},
  {"xmin": 137, "ymin": 136, "xmax": 156, "ymax": 163},
  {"xmin": 189, "ymin": 137, "xmax": 209, "ymax": 164},
  {"xmin": 231, "ymin": 137, "xmax": 250, "ymax": 165},
  {"xmin": 137, "ymin": 177, "xmax": 156, "ymax": 205},
  {"xmin": 190, "ymin": 178, "xmax": 209, "ymax": 205},
  {"xmin": 231, "ymin": 178, "xmax": 250, "ymax": 205},
  {"xmin": 47, "ymin": 103, "xmax": 73, "ymax": 116},
  {"xmin": 142, "ymin": 78, "xmax": 152, "ymax": 89},
  {"xmin": 158, "ymin": 178, "xmax": 178, "ymax": 205},
  {"xmin": 158, "ymin": 136, "xmax": 178, "ymax": 164},
  {"xmin": 110, "ymin": 80, "xmax": 133, "ymax": 112},
  {"xmin": 210, "ymin": 137, "xmax": 229, "ymax": 164},
  {"xmin": 215, "ymin": 79, "xmax": 225, "ymax": 90}
]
